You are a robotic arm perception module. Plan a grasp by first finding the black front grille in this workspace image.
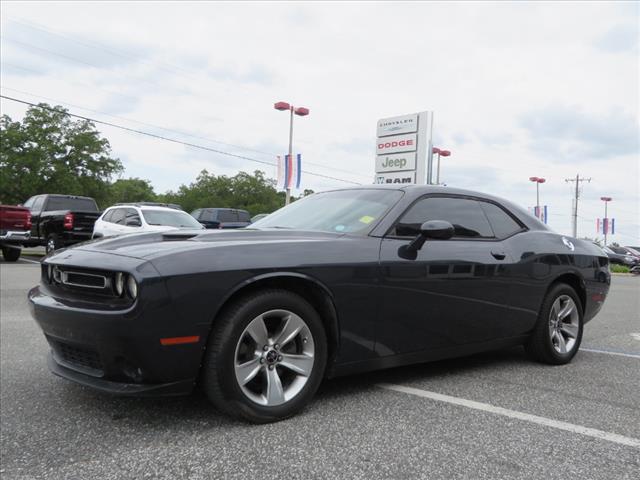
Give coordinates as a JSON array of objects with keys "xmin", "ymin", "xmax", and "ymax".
[{"xmin": 49, "ymin": 338, "xmax": 103, "ymax": 376}]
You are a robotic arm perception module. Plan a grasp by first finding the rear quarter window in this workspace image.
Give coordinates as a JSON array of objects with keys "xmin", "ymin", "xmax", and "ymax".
[{"xmin": 478, "ymin": 201, "xmax": 524, "ymax": 239}]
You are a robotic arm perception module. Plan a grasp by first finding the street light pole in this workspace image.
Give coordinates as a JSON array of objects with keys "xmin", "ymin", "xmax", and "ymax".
[
  {"xmin": 529, "ymin": 176, "xmax": 546, "ymax": 221},
  {"xmin": 286, "ymin": 106, "xmax": 294, "ymax": 206},
  {"xmin": 600, "ymin": 196, "xmax": 612, "ymax": 246},
  {"xmin": 432, "ymin": 147, "xmax": 451, "ymax": 185},
  {"xmin": 274, "ymin": 101, "xmax": 309, "ymax": 206}
]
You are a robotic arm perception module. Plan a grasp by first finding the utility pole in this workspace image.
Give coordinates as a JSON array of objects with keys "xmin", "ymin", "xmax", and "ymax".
[{"xmin": 564, "ymin": 174, "xmax": 591, "ymax": 238}]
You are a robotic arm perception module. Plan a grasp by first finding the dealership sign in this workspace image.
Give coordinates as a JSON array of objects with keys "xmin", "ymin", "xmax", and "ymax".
[
  {"xmin": 376, "ymin": 113, "xmax": 419, "ymax": 137},
  {"xmin": 376, "ymin": 133, "xmax": 417, "ymax": 155},
  {"xmin": 376, "ymin": 152, "xmax": 417, "ymax": 173},
  {"xmin": 374, "ymin": 171, "xmax": 416, "ymax": 185},
  {"xmin": 374, "ymin": 111, "xmax": 433, "ymax": 185}
]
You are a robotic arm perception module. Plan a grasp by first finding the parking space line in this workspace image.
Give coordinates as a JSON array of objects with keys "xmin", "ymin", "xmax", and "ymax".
[
  {"xmin": 377, "ymin": 383, "xmax": 640, "ymax": 449},
  {"xmin": 18, "ymin": 258, "xmax": 41, "ymax": 265},
  {"xmin": 580, "ymin": 348, "xmax": 640, "ymax": 359}
]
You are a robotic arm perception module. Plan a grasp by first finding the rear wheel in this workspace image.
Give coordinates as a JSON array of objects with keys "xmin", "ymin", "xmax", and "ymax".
[
  {"xmin": 525, "ymin": 284, "xmax": 583, "ymax": 365},
  {"xmin": 201, "ymin": 289, "xmax": 327, "ymax": 423},
  {"xmin": 45, "ymin": 234, "xmax": 61, "ymax": 254},
  {"xmin": 1, "ymin": 246, "xmax": 21, "ymax": 262}
]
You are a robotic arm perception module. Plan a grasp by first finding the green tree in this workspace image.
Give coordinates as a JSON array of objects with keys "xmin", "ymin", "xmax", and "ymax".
[
  {"xmin": 107, "ymin": 177, "xmax": 157, "ymax": 205},
  {"xmin": 0, "ymin": 103, "xmax": 122, "ymax": 207},
  {"xmin": 161, "ymin": 169, "xmax": 291, "ymax": 214}
]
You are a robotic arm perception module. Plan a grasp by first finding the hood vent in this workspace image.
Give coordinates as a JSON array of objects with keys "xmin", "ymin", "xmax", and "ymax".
[{"xmin": 162, "ymin": 231, "xmax": 201, "ymax": 241}]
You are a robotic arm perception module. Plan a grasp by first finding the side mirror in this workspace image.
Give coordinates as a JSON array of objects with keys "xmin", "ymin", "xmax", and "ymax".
[
  {"xmin": 398, "ymin": 220, "xmax": 454, "ymax": 260},
  {"xmin": 421, "ymin": 220, "xmax": 454, "ymax": 240}
]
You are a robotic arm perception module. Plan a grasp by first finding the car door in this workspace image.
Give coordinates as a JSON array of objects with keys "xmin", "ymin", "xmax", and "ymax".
[
  {"xmin": 199, "ymin": 210, "xmax": 221, "ymax": 229},
  {"xmin": 106, "ymin": 208, "xmax": 127, "ymax": 236},
  {"xmin": 116, "ymin": 208, "xmax": 142, "ymax": 235},
  {"xmin": 376, "ymin": 195, "xmax": 516, "ymax": 356}
]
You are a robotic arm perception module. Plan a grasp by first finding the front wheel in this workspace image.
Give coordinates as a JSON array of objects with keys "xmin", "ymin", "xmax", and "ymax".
[
  {"xmin": 525, "ymin": 284, "xmax": 583, "ymax": 365},
  {"xmin": 201, "ymin": 289, "xmax": 327, "ymax": 423}
]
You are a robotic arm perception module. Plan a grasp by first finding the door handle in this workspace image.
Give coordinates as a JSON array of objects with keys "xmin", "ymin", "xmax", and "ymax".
[{"xmin": 491, "ymin": 251, "xmax": 506, "ymax": 260}]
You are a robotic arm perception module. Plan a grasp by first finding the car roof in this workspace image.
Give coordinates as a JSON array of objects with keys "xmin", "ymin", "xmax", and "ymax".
[
  {"xmin": 201, "ymin": 207, "xmax": 249, "ymax": 212},
  {"xmin": 107, "ymin": 205, "xmax": 186, "ymax": 212},
  {"xmin": 45, "ymin": 194, "xmax": 95, "ymax": 200}
]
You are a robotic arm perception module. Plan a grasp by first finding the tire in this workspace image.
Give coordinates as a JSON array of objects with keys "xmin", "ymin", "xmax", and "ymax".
[
  {"xmin": 525, "ymin": 283, "xmax": 583, "ymax": 365},
  {"xmin": 1, "ymin": 246, "xmax": 21, "ymax": 262},
  {"xmin": 201, "ymin": 289, "xmax": 327, "ymax": 423},
  {"xmin": 45, "ymin": 234, "xmax": 62, "ymax": 254}
]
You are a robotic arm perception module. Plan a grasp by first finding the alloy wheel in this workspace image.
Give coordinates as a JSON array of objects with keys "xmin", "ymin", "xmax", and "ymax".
[
  {"xmin": 234, "ymin": 309, "xmax": 315, "ymax": 406},
  {"xmin": 548, "ymin": 295, "xmax": 580, "ymax": 354}
]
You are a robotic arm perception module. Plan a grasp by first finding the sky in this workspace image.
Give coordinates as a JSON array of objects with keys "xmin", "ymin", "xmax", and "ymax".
[{"xmin": 1, "ymin": 1, "xmax": 638, "ymax": 243}]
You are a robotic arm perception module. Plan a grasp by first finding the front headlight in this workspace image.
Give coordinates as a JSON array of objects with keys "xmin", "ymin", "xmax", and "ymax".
[
  {"xmin": 126, "ymin": 275, "xmax": 138, "ymax": 300},
  {"xmin": 114, "ymin": 272, "xmax": 125, "ymax": 296}
]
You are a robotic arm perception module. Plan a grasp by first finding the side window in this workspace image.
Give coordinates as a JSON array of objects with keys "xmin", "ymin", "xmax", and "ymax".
[
  {"xmin": 31, "ymin": 196, "xmax": 45, "ymax": 212},
  {"xmin": 238, "ymin": 211, "xmax": 251, "ymax": 222},
  {"xmin": 102, "ymin": 209, "xmax": 115, "ymax": 222},
  {"xmin": 394, "ymin": 197, "xmax": 494, "ymax": 238},
  {"xmin": 111, "ymin": 208, "xmax": 126, "ymax": 225},
  {"xmin": 125, "ymin": 208, "xmax": 141, "ymax": 226},
  {"xmin": 478, "ymin": 201, "xmax": 523, "ymax": 239},
  {"xmin": 218, "ymin": 210, "xmax": 238, "ymax": 222},
  {"xmin": 202, "ymin": 210, "xmax": 216, "ymax": 222}
]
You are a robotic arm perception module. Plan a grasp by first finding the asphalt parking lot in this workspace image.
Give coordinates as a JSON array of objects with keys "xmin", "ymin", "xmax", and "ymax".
[{"xmin": 1, "ymin": 260, "xmax": 638, "ymax": 479}]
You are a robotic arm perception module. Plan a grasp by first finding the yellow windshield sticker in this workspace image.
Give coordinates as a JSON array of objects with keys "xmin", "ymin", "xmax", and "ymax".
[{"xmin": 359, "ymin": 215, "xmax": 375, "ymax": 224}]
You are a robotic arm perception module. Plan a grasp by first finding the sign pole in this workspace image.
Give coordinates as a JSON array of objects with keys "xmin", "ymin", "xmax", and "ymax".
[{"xmin": 286, "ymin": 106, "xmax": 294, "ymax": 206}]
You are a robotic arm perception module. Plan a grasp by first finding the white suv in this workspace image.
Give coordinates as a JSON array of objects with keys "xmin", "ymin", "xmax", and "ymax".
[{"xmin": 93, "ymin": 204, "xmax": 204, "ymax": 238}]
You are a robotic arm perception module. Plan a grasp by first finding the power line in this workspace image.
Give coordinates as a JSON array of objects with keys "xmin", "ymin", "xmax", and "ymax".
[
  {"xmin": 6, "ymin": 16, "xmax": 206, "ymax": 84},
  {"xmin": 0, "ymin": 85, "xmax": 370, "ymax": 180},
  {"xmin": 0, "ymin": 35, "xmax": 197, "ymax": 98},
  {"xmin": 2, "ymin": 23, "xmax": 368, "ymax": 178},
  {"xmin": 0, "ymin": 94, "xmax": 363, "ymax": 186}
]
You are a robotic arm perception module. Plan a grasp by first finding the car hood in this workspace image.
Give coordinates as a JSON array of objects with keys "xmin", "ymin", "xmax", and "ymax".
[{"xmin": 73, "ymin": 228, "xmax": 344, "ymax": 260}]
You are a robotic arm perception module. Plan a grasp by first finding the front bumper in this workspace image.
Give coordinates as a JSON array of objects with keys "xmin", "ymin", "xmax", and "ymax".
[
  {"xmin": 47, "ymin": 353, "xmax": 194, "ymax": 396},
  {"xmin": 29, "ymin": 275, "xmax": 210, "ymax": 396}
]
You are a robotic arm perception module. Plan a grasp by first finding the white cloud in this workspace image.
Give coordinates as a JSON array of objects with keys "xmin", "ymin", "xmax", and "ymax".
[{"xmin": 1, "ymin": 1, "xmax": 638, "ymax": 241}]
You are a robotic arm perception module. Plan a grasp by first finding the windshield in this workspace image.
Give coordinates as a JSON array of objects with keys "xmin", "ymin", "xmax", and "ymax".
[
  {"xmin": 142, "ymin": 209, "xmax": 204, "ymax": 229},
  {"xmin": 603, "ymin": 246, "xmax": 615, "ymax": 254},
  {"xmin": 252, "ymin": 189, "xmax": 403, "ymax": 234}
]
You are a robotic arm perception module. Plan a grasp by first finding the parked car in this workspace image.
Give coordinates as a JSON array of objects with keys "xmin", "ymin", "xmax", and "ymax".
[
  {"xmin": 608, "ymin": 245, "xmax": 640, "ymax": 260},
  {"xmin": 191, "ymin": 208, "xmax": 251, "ymax": 229},
  {"xmin": 30, "ymin": 185, "xmax": 610, "ymax": 423},
  {"xmin": 250, "ymin": 213, "xmax": 270, "ymax": 223},
  {"xmin": 601, "ymin": 246, "xmax": 638, "ymax": 267},
  {"xmin": 93, "ymin": 204, "xmax": 204, "ymax": 238},
  {"xmin": 0, "ymin": 204, "xmax": 31, "ymax": 261},
  {"xmin": 21, "ymin": 194, "xmax": 101, "ymax": 253}
]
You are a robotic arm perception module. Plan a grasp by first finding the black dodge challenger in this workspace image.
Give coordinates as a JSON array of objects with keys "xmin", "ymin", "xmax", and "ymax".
[{"xmin": 29, "ymin": 185, "xmax": 611, "ymax": 422}]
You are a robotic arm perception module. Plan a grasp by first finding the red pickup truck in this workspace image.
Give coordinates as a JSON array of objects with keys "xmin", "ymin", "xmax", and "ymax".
[{"xmin": 0, "ymin": 205, "xmax": 32, "ymax": 262}]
